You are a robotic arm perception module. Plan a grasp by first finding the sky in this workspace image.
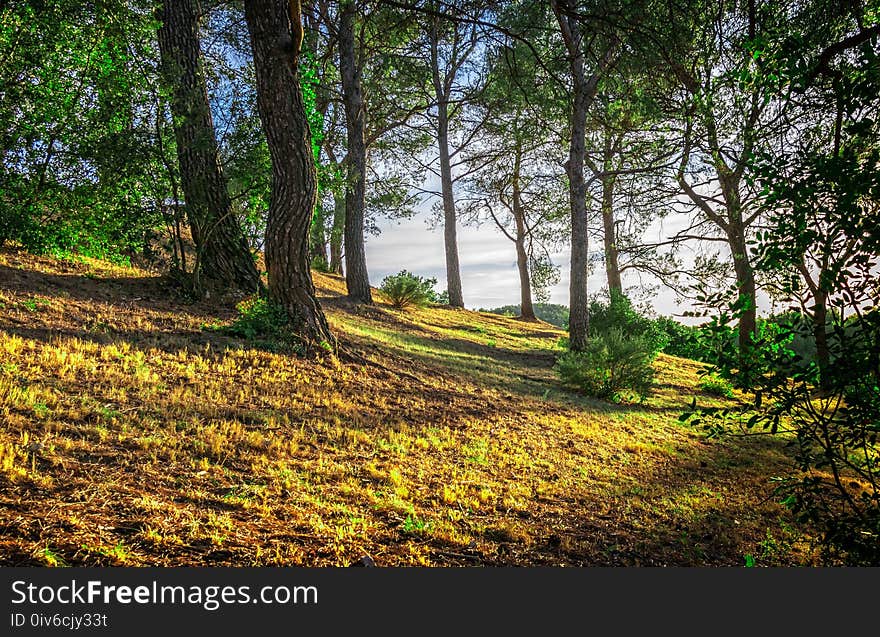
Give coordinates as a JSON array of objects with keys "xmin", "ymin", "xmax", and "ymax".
[
  {"xmin": 365, "ymin": 206, "xmax": 699, "ymax": 319},
  {"xmin": 364, "ymin": 192, "xmax": 783, "ymax": 326}
]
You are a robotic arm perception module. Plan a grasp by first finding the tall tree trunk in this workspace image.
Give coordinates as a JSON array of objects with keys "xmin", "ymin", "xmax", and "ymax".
[
  {"xmin": 720, "ymin": 173, "xmax": 757, "ymax": 353},
  {"xmin": 430, "ymin": 16, "xmax": 464, "ymax": 309},
  {"xmin": 157, "ymin": 0, "xmax": 261, "ymax": 295},
  {"xmin": 552, "ymin": 0, "xmax": 612, "ymax": 351},
  {"xmin": 553, "ymin": 1, "xmax": 590, "ymax": 351},
  {"xmin": 437, "ymin": 102, "xmax": 464, "ymax": 308},
  {"xmin": 601, "ymin": 174, "xmax": 622, "ymax": 296},
  {"xmin": 511, "ymin": 145, "xmax": 536, "ymax": 321},
  {"xmin": 727, "ymin": 227, "xmax": 757, "ymax": 352},
  {"xmin": 329, "ymin": 189, "xmax": 345, "ymax": 275},
  {"xmin": 338, "ymin": 0, "xmax": 372, "ymax": 303},
  {"xmin": 566, "ymin": 80, "xmax": 590, "ymax": 351},
  {"xmin": 796, "ymin": 261, "xmax": 830, "ymax": 384},
  {"xmin": 243, "ymin": 0, "xmax": 333, "ymax": 347}
]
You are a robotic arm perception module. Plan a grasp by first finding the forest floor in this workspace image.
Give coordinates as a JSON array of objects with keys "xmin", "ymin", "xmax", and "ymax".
[{"xmin": 0, "ymin": 246, "xmax": 817, "ymax": 566}]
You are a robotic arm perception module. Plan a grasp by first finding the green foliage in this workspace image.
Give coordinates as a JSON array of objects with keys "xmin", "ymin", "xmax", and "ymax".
[
  {"xmin": 683, "ymin": 312, "xmax": 880, "ymax": 564},
  {"xmin": 589, "ymin": 291, "xmax": 668, "ymax": 357},
  {"xmin": 225, "ymin": 297, "xmax": 288, "ymax": 339},
  {"xmin": 380, "ymin": 271, "xmax": 440, "ymax": 309},
  {"xmin": 482, "ymin": 303, "xmax": 570, "ymax": 328},
  {"xmin": 401, "ymin": 514, "xmax": 429, "ymax": 535},
  {"xmin": 678, "ymin": 301, "xmax": 797, "ymax": 388},
  {"xmin": 555, "ymin": 293, "xmax": 664, "ymax": 401},
  {"xmin": 655, "ymin": 317, "xmax": 708, "ymax": 361},
  {"xmin": 310, "ymin": 254, "xmax": 331, "ymax": 273},
  {"xmin": 299, "ymin": 51, "xmax": 325, "ymax": 163},
  {"xmin": 555, "ymin": 328, "xmax": 656, "ymax": 402},
  {"xmin": 697, "ymin": 373, "xmax": 734, "ymax": 398},
  {"xmin": 0, "ymin": 1, "xmax": 169, "ymax": 262},
  {"xmin": 220, "ymin": 297, "xmax": 301, "ymax": 354},
  {"xmin": 681, "ymin": 14, "xmax": 880, "ymax": 561}
]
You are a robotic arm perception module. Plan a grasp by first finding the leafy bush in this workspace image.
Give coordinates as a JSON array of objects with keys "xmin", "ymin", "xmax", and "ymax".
[
  {"xmin": 697, "ymin": 373, "xmax": 734, "ymax": 398},
  {"xmin": 655, "ymin": 317, "xmax": 709, "ymax": 361},
  {"xmin": 1, "ymin": 164, "xmax": 165, "ymax": 265},
  {"xmin": 555, "ymin": 328, "xmax": 655, "ymax": 401},
  {"xmin": 226, "ymin": 296, "xmax": 287, "ymax": 338},
  {"xmin": 220, "ymin": 296, "xmax": 302, "ymax": 353},
  {"xmin": 310, "ymin": 254, "xmax": 331, "ymax": 273},
  {"xmin": 682, "ymin": 310, "xmax": 880, "ymax": 565},
  {"xmin": 590, "ymin": 291, "xmax": 667, "ymax": 356},
  {"xmin": 380, "ymin": 271, "xmax": 439, "ymax": 309}
]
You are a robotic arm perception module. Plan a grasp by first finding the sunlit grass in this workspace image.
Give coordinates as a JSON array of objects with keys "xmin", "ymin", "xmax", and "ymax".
[{"xmin": 0, "ymin": 247, "xmax": 814, "ymax": 566}]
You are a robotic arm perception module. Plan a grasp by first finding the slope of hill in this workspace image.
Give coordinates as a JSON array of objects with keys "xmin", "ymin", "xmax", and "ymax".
[{"xmin": 0, "ymin": 247, "xmax": 811, "ymax": 566}]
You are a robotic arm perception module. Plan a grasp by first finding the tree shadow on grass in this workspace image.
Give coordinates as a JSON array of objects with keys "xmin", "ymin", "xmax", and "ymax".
[
  {"xmin": 0, "ymin": 263, "xmax": 203, "ymax": 309},
  {"xmin": 427, "ymin": 430, "xmax": 802, "ymax": 566}
]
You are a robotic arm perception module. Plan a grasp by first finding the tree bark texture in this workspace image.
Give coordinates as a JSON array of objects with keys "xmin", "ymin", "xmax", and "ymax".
[
  {"xmin": 437, "ymin": 101, "xmax": 465, "ymax": 308},
  {"xmin": 511, "ymin": 146, "xmax": 536, "ymax": 321},
  {"xmin": 430, "ymin": 18, "xmax": 464, "ymax": 308},
  {"xmin": 727, "ymin": 225, "xmax": 757, "ymax": 351},
  {"xmin": 552, "ymin": 0, "xmax": 589, "ymax": 351},
  {"xmin": 719, "ymin": 174, "xmax": 757, "ymax": 353},
  {"xmin": 243, "ymin": 0, "xmax": 334, "ymax": 347},
  {"xmin": 601, "ymin": 174, "xmax": 622, "ymax": 295},
  {"xmin": 157, "ymin": 0, "xmax": 262, "ymax": 295},
  {"xmin": 338, "ymin": 0, "xmax": 372, "ymax": 303}
]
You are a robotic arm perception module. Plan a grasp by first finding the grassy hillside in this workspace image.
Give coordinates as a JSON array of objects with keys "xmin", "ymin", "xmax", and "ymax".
[{"xmin": 0, "ymin": 247, "xmax": 812, "ymax": 566}]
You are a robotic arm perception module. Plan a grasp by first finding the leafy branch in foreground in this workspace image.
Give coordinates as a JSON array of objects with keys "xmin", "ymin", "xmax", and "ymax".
[{"xmin": 681, "ymin": 9, "xmax": 880, "ymax": 562}]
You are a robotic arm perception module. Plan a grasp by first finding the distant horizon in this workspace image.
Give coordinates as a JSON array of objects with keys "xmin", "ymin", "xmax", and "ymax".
[{"xmin": 365, "ymin": 207, "xmax": 776, "ymax": 326}]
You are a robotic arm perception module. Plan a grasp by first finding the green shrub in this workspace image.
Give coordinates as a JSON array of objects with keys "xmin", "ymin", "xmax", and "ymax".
[
  {"xmin": 656, "ymin": 316, "xmax": 705, "ymax": 360},
  {"xmin": 682, "ymin": 310, "xmax": 880, "ymax": 565},
  {"xmin": 590, "ymin": 291, "xmax": 668, "ymax": 356},
  {"xmin": 1, "ymin": 177, "xmax": 163, "ymax": 264},
  {"xmin": 220, "ymin": 296, "xmax": 302, "ymax": 353},
  {"xmin": 555, "ymin": 328, "xmax": 655, "ymax": 401},
  {"xmin": 311, "ymin": 254, "xmax": 331, "ymax": 273},
  {"xmin": 380, "ymin": 270, "xmax": 439, "ymax": 309},
  {"xmin": 697, "ymin": 373, "xmax": 734, "ymax": 398}
]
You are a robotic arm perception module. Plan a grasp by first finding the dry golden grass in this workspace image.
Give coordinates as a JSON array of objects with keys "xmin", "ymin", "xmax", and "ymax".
[{"xmin": 0, "ymin": 247, "xmax": 814, "ymax": 566}]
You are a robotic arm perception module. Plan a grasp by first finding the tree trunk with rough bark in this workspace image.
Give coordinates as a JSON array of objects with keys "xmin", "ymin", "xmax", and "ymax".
[
  {"xmin": 429, "ymin": 15, "xmax": 464, "ymax": 309},
  {"xmin": 338, "ymin": 0, "xmax": 372, "ymax": 303},
  {"xmin": 600, "ymin": 174, "xmax": 622, "ymax": 296},
  {"xmin": 553, "ymin": 0, "xmax": 589, "ymax": 351},
  {"xmin": 437, "ymin": 103, "xmax": 464, "ymax": 308},
  {"xmin": 728, "ymin": 228, "xmax": 757, "ymax": 351},
  {"xmin": 565, "ymin": 81, "xmax": 590, "ymax": 351},
  {"xmin": 720, "ymin": 172, "xmax": 757, "ymax": 353},
  {"xmin": 551, "ymin": 0, "xmax": 613, "ymax": 351},
  {"xmin": 679, "ymin": 111, "xmax": 760, "ymax": 357},
  {"xmin": 243, "ymin": 0, "xmax": 334, "ymax": 348},
  {"xmin": 157, "ymin": 0, "xmax": 261, "ymax": 295},
  {"xmin": 511, "ymin": 146, "xmax": 536, "ymax": 321}
]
